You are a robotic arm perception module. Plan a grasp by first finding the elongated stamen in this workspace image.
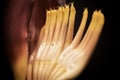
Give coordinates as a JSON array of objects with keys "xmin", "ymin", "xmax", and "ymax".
[
  {"xmin": 47, "ymin": 10, "xmax": 57, "ymax": 43},
  {"xmin": 66, "ymin": 10, "xmax": 100, "ymax": 68},
  {"xmin": 65, "ymin": 10, "xmax": 99, "ymax": 65},
  {"xmin": 46, "ymin": 7, "xmax": 63, "ymax": 60},
  {"xmin": 58, "ymin": 5, "xmax": 69, "ymax": 42},
  {"xmin": 77, "ymin": 10, "xmax": 105, "ymax": 62},
  {"xmin": 43, "ymin": 10, "xmax": 57, "ymax": 60},
  {"xmin": 45, "ymin": 6, "xmax": 70, "ymax": 80},
  {"xmin": 77, "ymin": 10, "xmax": 99, "ymax": 50},
  {"xmin": 43, "ymin": 7, "xmax": 64, "ymax": 80},
  {"xmin": 37, "ymin": 10, "xmax": 58, "ymax": 80},
  {"xmin": 58, "ymin": 8, "xmax": 88, "ymax": 63},
  {"xmin": 52, "ymin": 7, "xmax": 63, "ymax": 43},
  {"xmin": 54, "ymin": 5, "xmax": 69, "ymax": 58},
  {"xmin": 71, "ymin": 8, "xmax": 88, "ymax": 47},
  {"xmin": 47, "ymin": 5, "xmax": 70, "ymax": 63},
  {"xmin": 69, "ymin": 11, "xmax": 104, "ymax": 79},
  {"xmin": 64, "ymin": 3, "xmax": 76, "ymax": 48}
]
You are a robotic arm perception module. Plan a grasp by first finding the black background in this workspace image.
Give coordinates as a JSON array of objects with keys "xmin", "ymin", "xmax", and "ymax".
[{"xmin": 0, "ymin": 0, "xmax": 117, "ymax": 80}]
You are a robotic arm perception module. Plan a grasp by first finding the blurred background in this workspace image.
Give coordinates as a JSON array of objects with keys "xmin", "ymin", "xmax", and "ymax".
[{"xmin": 0, "ymin": 0, "xmax": 116, "ymax": 80}]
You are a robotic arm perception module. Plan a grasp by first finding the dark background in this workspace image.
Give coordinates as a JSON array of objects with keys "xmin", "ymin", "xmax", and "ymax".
[{"xmin": 0, "ymin": 0, "xmax": 117, "ymax": 80}]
